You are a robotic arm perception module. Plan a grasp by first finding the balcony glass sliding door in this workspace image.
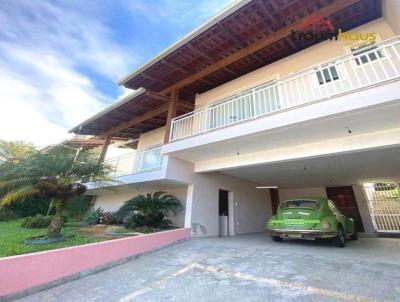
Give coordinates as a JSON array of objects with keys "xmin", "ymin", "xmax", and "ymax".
[
  {"xmin": 133, "ymin": 145, "xmax": 162, "ymax": 173},
  {"xmin": 208, "ymin": 80, "xmax": 280, "ymax": 130}
]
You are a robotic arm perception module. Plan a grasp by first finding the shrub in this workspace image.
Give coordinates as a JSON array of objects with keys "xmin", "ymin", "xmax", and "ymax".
[
  {"xmin": 84, "ymin": 207, "xmax": 104, "ymax": 225},
  {"xmin": 65, "ymin": 195, "xmax": 93, "ymax": 221},
  {"xmin": 116, "ymin": 192, "xmax": 181, "ymax": 229},
  {"xmin": 0, "ymin": 206, "xmax": 18, "ymax": 221},
  {"xmin": 7, "ymin": 197, "xmax": 51, "ymax": 218},
  {"xmin": 122, "ymin": 210, "xmax": 147, "ymax": 229},
  {"xmin": 99, "ymin": 211, "xmax": 120, "ymax": 225},
  {"xmin": 84, "ymin": 207, "xmax": 120, "ymax": 225},
  {"xmin": 21, "ymin": 215, "xmax": 68, "ymax": 229},
  {"xmin": 21, "ymin": 215, "xmax": 53, "ymax": 228}
]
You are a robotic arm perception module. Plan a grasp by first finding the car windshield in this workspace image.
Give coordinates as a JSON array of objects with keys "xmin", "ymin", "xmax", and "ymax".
[{"xmin": 281, "ymin": 199, "xmax": 320, "ymax": 209}]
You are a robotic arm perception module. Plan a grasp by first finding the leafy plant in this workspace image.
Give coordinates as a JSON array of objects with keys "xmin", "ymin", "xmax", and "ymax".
[
  {"xmin": 65, "ymin": 195, "xmax": 93, "ymax": 221},
  {"xmin": 116, "ymin": 191, "xmax": 182, "ymax": 229},
  {"xmin": 99, "ymin": 211, "xmax": 119, "ymax": 225},
  {"xmin": 0, "ymin": 140, "xmax": 34, "ymax": 164},
  {"xmin": 0, "ymin": 206, "xmax": 17, "ymax": 221},
  {"xmin": 21, "ymin": 215, "xmax": 68, "ymax": 229},
  {"xmin": 84, "ymin": 207, "xmax": 104, "ymax": 225},
  {"xmin": 0, "ymin": 145, "xmax": 111, "ymax": 237},
  {"xmin": 21, "ymin": 215, "xmax": 53, "ymax": 228},
  {"xmin": 84, "ymin": 207, "xmax": 119, "ymax": 225},
  {"xmin": 5, "ymin": 196, "xmax": 51, "ymax": 218}
]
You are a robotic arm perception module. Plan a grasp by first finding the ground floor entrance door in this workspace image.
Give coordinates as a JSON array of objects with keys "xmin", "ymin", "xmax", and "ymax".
[
  {"xmin": 219, "ymin": 190, "xmax": 229, "ymax": 237},
  {"xmin": 326, "ymin": 186, "xmax": 365, "ymax": 232},
  {"xmin": 270, "ymin": 188, "xmax": 280, "ymax": 215}
]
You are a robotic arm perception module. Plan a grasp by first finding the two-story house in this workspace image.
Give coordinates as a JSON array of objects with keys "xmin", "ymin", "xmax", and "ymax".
[{"xmin": 70, "ymin": 0, "xmax": 400, "ymax": 237}]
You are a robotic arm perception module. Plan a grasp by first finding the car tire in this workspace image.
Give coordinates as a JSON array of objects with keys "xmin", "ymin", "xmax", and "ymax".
[
  {"xmin": 272, "ymin": 236, "xmax": 283, "ymax": 242},
  {"xmin": 350, "ymin": 231, "xmax": 358, "ymax": 240},
  {"xmin": 332, "ymin": 226, "xmax": 346, "ymax": 248}
]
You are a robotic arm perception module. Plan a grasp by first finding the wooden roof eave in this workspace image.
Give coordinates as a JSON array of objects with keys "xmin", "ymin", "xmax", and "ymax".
[
  {"xmin": 118, "ymin": 0, "xmax": 253, "ymax": 86},
  {"xmin": 158, "ymin": 0, "xmax": 360, "ymax": 95},
  {"xmin": 69, "ymin": 88, "xmax": 194, "ymax": 139}
]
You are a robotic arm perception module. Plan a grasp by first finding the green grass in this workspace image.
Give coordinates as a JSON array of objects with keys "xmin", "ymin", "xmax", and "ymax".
[{"xmin": 0, "ymin": 219, "xmax": 108, "ymax": 257}]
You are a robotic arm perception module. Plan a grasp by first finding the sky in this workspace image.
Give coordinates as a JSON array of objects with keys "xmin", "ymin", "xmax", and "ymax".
[{"xmin": 0, "ymin": 0, "xmax": 232, "ymax": 147}]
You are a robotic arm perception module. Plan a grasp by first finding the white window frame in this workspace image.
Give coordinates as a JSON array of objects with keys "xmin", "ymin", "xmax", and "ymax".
[{"xmin": 350, "ymin": 40, "xmax": 389, "ymax": 68}]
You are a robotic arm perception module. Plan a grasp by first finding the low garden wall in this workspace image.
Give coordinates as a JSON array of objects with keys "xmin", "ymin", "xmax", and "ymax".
[{"xmin": 0, "ymin": 228, "xmax": 191, "ymax": 300}]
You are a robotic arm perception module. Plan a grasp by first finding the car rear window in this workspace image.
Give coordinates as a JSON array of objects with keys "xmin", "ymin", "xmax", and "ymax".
[{"xmin": 281, "ymin": 199, "xmax": 320, "ymax": 209}]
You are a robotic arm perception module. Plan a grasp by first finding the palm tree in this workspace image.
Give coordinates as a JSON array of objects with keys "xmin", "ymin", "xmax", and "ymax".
[
  {"xmin": 116, "ymin": 191, "xmax": 182, "ymax": 228},
  {"xmin": 0, "ymin": 146, "xmax": 110, "ymax": 237},
  {"xmin": 0, "ymin": 140, "xmax": 34, "ymax": 164}
]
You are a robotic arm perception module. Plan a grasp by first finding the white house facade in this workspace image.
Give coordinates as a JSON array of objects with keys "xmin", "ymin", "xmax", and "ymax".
[{"xmin": 71, "ymin": 0, "xmax": 400, "ymax": 237}]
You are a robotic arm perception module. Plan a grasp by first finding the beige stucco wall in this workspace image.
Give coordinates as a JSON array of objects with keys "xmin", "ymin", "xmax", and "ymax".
[
  {"xmin": 194, "ymin": 18, "xmax": 395, "ymax": 108},
  {"xmin": 189, "ymin": 172, "xmax": 272, "ymax": 237},
  {"xmin": 383, "ymin": 0, "xmax": 400, "ymax": 35},
  {"xmin": 94, "ymin": 187, "xmax": 187, "ymax": 228},
  {"xmin": 137, "ymin": 126, "xmax": 166, "ymax": 150}
]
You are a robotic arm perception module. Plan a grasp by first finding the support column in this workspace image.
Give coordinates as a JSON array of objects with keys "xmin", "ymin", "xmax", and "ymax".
[
  {"xmin": 184, "ymin": 184, "xmax": 194, "ymax": 229},
  {"xmin": 164, "ymin": 89, "xmax": 179, "ymax": 143},
  {"xmin": 98, "ymin": 135, "xmax": 111, "ymax": 164}
]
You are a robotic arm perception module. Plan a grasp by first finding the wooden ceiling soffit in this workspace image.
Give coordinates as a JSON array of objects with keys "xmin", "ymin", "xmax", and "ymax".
[
  {"xmin": 177, "ymin": 100, "xmax": 195, "ymax": 110},
  {"xmin": 99, "ymin": 99, "xmax": 193, "ymax": 138},
  {"xmin": 159, "ymin": 0, "xmax": 359, "ymax": 94},
  {"xmin": 101, "ymin": 103, "xmax": 170, "ymax": 137},
  {"xmin": 144, "ymin": 90, "xmax": 172, "ymax": 102}
]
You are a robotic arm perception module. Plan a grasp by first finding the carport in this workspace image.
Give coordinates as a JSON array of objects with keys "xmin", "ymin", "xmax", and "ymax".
[
  {"xmin": 14, "ymin": 233, "xmax": 400, "ymax": 302},
  {"xmin": 219, "ymin": 146, "xmax": 400, "ymax": 235}
]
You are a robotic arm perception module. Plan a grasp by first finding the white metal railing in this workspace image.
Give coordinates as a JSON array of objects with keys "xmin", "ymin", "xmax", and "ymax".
[
  {"xmin": 170, "ymin": 36, "xmax": 400, "ymax": 141},
  {"xmin": 364, "ymin": 182, "xmax": 400, "ymax": 233},
  {"xmin": 105, "ymin": 146, "xmax": 163, "ymax": 177}
]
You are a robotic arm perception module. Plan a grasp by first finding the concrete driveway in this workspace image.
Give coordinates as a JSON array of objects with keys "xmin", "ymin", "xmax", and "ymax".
[{"xmin": 15, "ymin": 234, "xmax": 400, "ymax": 302}]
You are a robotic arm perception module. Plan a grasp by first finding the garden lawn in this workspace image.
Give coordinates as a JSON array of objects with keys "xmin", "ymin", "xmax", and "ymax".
[{"xmin": 0, "ymin": 219, "xmax": 108, "ymax": 257}]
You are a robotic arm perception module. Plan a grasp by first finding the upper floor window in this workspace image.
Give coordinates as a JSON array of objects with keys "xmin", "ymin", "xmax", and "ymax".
[
  {"xmin": 351, "ymin": 41, "xmax": 384, "ymax": 66},
  {"xmin": 316, "ymin": 65, "xmax": 340, "ymax": 85}
]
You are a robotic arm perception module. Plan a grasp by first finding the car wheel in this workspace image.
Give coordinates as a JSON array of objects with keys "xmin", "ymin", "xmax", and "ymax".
[
  {"xmin": 272, "ymin": 236, "xmax": 283, "ymax": 242},
  {"xmin": 350, "ymin": 231, "xmax": 358, "ymax": 240},
  {"xmin": 332, "ymin": 226, "xmax": 346, "ymax": 248}
]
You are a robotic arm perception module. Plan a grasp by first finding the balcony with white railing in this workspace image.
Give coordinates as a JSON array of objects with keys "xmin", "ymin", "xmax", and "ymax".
[
  {"xmin": 170, "ymin": 36, "xmax": 400, "ymax": 142},
  {"xmin": 105, "ymin": 146, "xmax": 163, "ymax": 178}
]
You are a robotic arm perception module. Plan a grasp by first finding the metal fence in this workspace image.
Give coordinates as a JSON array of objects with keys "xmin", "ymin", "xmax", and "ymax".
[
  {"xmin": 363, "ymin": 182, "xmax": 400, "ymax": 233},
  {"xmin": 170, "ymin": 36, "xmax": 400, "ymax": 141}
]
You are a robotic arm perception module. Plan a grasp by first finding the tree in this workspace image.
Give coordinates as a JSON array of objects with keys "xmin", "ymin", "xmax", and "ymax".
[
  {"xmin": 115, "ymin": 191, "xmax": 182, "ymax": 228},
  {"xmin": 0, "ymin": 146, "xmax": 110, "ymax": 237},
  {"xmin": 0, "ymin": 140, "xmax": 34, "ymax": 164}
]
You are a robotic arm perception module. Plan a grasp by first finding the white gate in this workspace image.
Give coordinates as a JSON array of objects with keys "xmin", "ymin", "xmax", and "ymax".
[{"xmin": 363, "ymin": 182, "xmax": 400, "ymax": 233}]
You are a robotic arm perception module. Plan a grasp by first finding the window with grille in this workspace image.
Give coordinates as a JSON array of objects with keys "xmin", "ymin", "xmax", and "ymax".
[
  {"xmin": 315, "ymin": 65, "xmax": 340, "ymax": 85},
  {"xmin": 351, "ymin": 41, "xmax": 385, "ymax": 66}
]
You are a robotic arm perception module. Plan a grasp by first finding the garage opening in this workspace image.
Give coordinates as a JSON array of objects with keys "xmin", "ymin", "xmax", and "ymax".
[
  {"xmin": 219, "ymin": 189, "xmax": 229, "ymax": 237},
  {"xmin": 326, "ymin": 186, "xmax": 365, "ymax": 232},
  {"xmin": 363, "ymin": 182, "xmax": 400, "ymax": 233}
]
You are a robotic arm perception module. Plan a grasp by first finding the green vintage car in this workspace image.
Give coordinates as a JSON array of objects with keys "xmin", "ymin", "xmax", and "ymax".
[{"xmin": 267, "ymin": 197, "xmax": 357, "ymax": 247}]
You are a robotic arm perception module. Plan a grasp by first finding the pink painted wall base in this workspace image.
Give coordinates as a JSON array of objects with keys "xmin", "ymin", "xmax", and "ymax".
[{"xmin": 0, "ymin": 228, "xmax": 191, "ymax": 298}]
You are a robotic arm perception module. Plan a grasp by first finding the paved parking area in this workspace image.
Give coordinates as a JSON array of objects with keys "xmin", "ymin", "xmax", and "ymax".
[{"xmin": 15, "ymin": 234, "xmax": 400, "ymax": 302}]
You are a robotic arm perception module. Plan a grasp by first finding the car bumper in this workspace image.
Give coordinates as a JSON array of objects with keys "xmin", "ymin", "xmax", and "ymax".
[{"xmin": 268, "ymin": 229, "xmax": 337, "ymax": 239}]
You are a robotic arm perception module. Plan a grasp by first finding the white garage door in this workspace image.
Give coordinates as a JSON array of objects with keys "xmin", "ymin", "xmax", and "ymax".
[{"xmin": 363, "ymin": 182, "xmax": 400, "ymax": 233}]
